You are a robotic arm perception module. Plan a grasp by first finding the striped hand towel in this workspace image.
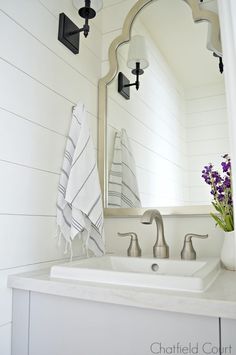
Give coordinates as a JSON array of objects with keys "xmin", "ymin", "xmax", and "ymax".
[
  {"xmin": 57, "ymin": 102, "xmax": 105, "ymax": 257},
  {"xmin": 108, "ymin": 128, "xmax": 141, "ymax": 208}
]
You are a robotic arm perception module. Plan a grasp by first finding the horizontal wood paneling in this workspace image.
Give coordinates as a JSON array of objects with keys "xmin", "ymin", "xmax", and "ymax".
[
  {"xmin": 0, "ymin": 107, "xmax": 97, "ymax": 171},
  {"xmin": 0, "ymin": 11, "xmax": 98, "ymax": 116},
  {"xmin": 186, "ymin": 94, "xmax": 226, "ymax": 113},
  {"xmin": 187, "ymin": 123, "xmax": 229, "ymax": 141},
  {"xmin": 0, "ymin": 0, "xmax": 102, "ymax": 340},
  {"xmin": 185, "ymin": 83, "xmax": 225, "ymax": 99},
  {"xmin": 187, "ymin": 111, "xmax": 228, "ymax": 128},
  {"xmin": 0, "ymin": 216, "xmax": 79, "ymax": 270},
  {"xmin": 107, "ymin": 100, "xmax": 185, "ymax": 165},
  {"xmin": 186, "ymin": 83, "xmax": 228, "ymax": 204},
  {"xmin": 137, "ymin": 168, "xmax": 186, "ymax": 206},
  {"xmin": 188, "ymin": 138, "xmax": 229, "ymax": 156},
  {"xmin": 0, "ymin": 59, "xmax": 72, "ymax": 135},
  {"xmin": 0, "ymin": 162, "xmax": 58, "ymax": 215},
  {"xmin": 107, "ymin": 125, "xmax": 187, "ymax": 178},
  {"xmin": 0, "ymin": 109, "xmax": 65, "ymax": 173}
]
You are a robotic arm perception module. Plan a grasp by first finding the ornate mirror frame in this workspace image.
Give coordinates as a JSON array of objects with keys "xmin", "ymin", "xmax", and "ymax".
[{"xmin": 98, "ymin": 0, "xmax": 222, "ymax": 217}]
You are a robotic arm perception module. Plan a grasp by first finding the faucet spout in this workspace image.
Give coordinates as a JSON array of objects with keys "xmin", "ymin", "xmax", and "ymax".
[{"xmin": 141, "ymin": 209, "xmax": 169, "ymax": 258}]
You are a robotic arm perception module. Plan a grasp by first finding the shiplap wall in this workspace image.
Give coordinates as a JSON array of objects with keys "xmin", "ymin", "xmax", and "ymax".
[
  {"xmin": 186, "ymin": 83, "xmax": 229, "ymax": 204},
  {"xmin": 107, "ymin": 19, "xmax": 187, "ymax": 207},
  {"xmin": 0, "ymin": 0, "xmax": 102, "ymax": 352}
]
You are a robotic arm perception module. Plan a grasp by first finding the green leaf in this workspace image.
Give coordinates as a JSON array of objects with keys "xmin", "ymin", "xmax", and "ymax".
[
  {"xmin": 212, "ymin": 202, "xmax": 221, "ymax": 212},
  {"xmin": 225, "ymin": 214, "xmax": 234, "ymax": 231},
  {"xmin": 210, "ymin": 213, "xmax": 227, "ymax": 231},
  {"xmin": 212, "ymin": 201, "xmax": 224, "ymax": 214}
]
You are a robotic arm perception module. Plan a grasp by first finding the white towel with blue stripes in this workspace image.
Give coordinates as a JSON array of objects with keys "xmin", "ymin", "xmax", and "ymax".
[
  {"xmin": 57, "ymin": 102, "xmax": 105, "ymax": 257},
  {"xmin": 108, "ymin": 128, "xmax": 141, "ymax": 208}
]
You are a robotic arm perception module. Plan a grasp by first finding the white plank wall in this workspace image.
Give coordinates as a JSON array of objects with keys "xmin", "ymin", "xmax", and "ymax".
[
  {"xmin": 0, "ymin": 0, "xmax": 102, "ymax": 352},
  {"xmin": 186, "ymin": 83, "xmax": 229, "ymax": 204}
]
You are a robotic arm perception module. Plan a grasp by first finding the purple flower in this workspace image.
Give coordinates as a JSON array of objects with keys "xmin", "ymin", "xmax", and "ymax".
[
  {"xmin": 221, "ymin": 161, "xmax": 231, "ymax": 173},
  {"xmin": 223, "ymin": 176, "xmax": 231, "ymax": 188},
  {"xmin": 217, "ymin": 185, "xmax": 224, "ymax": 194},
  {"xmin": 201, "ymin": 154, "xmax": 234, "ymax": 232},
  {"xmin": 218, "ymin": 194, "xmax": 225, "ymax": 202},
  {"xmin": 212, "ymin": 171, "xmax": 222, "ymax": 184},
  {"xmin": 221, "ymin": 154, "xmax": 231, "ymax": 173}
]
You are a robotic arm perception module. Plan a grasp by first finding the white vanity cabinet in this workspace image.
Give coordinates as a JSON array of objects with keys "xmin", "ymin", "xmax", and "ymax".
[
  {"xmin": 221, "ymin": 318, "xmax": 236, "ymax": 353},
  {"xmin": 11, "ymin": 289, "xmax": 224, "ymax": 355}
]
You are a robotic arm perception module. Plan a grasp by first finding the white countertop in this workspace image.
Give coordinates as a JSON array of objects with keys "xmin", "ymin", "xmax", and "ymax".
[{"xmin": 7, "ymin": 264, "xmax": 236, "ymax": 320}]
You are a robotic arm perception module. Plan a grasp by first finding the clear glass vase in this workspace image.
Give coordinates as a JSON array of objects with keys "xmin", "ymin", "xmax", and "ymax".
[{"xmin": 220, "ymin": 231, "xmax": 236, "ymax": 271}]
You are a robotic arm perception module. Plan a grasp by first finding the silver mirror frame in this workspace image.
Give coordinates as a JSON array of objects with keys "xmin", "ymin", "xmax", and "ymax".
[{"xmin": 98, "ymin": 0, "xmax": 222, "ymax": 217}]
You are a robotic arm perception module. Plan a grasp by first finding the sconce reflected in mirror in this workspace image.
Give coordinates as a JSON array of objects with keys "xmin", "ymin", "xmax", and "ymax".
[
  {"xmin": 58, "ymin": 0, "xmax": 103, "ymax": 54},
  {"xmin": 118, "ymin": 35, "xmax": 149, "ymax": 100},
  {"xmin": 199, "ymin": 0, "xmax": 224, "ymax": 73}
]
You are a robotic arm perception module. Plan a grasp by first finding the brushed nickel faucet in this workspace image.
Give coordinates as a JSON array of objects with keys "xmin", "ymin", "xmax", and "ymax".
[
  {"xmin": 117, "ymin": 232, "xmax": 142, "ymax": 257},
  {"xmin": 181, "ymin": 233, "xmax": 208, "ymax": 260},
  {"xmin": 141, "ymin": 209, "xmax": 169, "ymax": 258}
]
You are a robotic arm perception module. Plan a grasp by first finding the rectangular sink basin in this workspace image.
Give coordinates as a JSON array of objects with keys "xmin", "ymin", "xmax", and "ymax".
[{"xmin": 50, "ymin": 256, "xmax": 220, "ymax": 292}]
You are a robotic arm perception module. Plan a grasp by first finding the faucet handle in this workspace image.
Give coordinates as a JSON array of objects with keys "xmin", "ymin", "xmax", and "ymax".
[
  {"xmin": 184, "ymin": 233, "xmax": 208, "ymax": 241},
  {"xmin": 181, "ymin": 233, "xmax": 208, "ymax": 260},
  {"xmin": 118, "ymin": 232, "xmax": 138, "ymax": 239},
  {"xmin": 117, "ymin": 232, "xmax": 142, "ymax": 257}
]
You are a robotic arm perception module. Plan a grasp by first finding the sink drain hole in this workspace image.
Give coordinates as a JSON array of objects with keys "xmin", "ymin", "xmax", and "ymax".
[{"xmin": 151, "ymin": 263, "xmax": 159, "ymax": 272}]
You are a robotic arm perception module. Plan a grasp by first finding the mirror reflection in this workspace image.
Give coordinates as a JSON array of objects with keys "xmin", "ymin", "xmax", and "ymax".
[{"xmin": 106, "ymin": 0, "xmax": 229, "ymax": 208}]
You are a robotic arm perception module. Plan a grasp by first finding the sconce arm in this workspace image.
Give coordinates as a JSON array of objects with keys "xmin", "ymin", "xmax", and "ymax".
[
  {"xmin": 123, "ymin": 62, "xmax": 143, "ymax": 90},
  {"xmin": 69, "ymin": 23, "xmax": 90, "ymax": 38},
  {"xmin": 124, "ymin": 81, "xmax": 139, "ymax": 89}
]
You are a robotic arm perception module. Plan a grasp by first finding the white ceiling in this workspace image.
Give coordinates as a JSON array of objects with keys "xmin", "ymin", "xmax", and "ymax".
[{"xmin": 139, "ymin": 0, "xmax": 224, "ymax": 89}]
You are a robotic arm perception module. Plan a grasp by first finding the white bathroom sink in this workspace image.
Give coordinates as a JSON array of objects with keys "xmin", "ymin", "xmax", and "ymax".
[{"xmin": 50, "ymin": 256, "xmax": 220, "ymax": 292}]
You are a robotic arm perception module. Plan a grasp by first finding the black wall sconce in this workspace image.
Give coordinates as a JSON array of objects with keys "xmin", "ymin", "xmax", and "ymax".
[
  {"xmin": 199, "ymin": 0, "xmax": 224, "ymax": 73},
  {"xmin": 58, "ymin": 0, "xmax": 103, "ymax": 54},
  {"xmin": 213, "ymin": 52, "xmax": 224, "ymax": 73},
  {"xmin": 118, "ymin": 35, "xmax": 149, "ymax": 100}
]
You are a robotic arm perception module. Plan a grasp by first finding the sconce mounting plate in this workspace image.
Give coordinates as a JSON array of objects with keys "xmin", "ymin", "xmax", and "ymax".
[
  {"xmin": 58, "ymin": 13, "xmax": 80, "ymax": 54},
  {"xmin": 118, "ymin": 72, "xmax": 130, "ymax": 100}
]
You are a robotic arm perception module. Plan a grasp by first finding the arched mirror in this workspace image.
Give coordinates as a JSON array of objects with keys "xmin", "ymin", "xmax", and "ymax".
[{"xmin": 98, "ymin": 0, "xmax": 228, "ymax": 217}]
